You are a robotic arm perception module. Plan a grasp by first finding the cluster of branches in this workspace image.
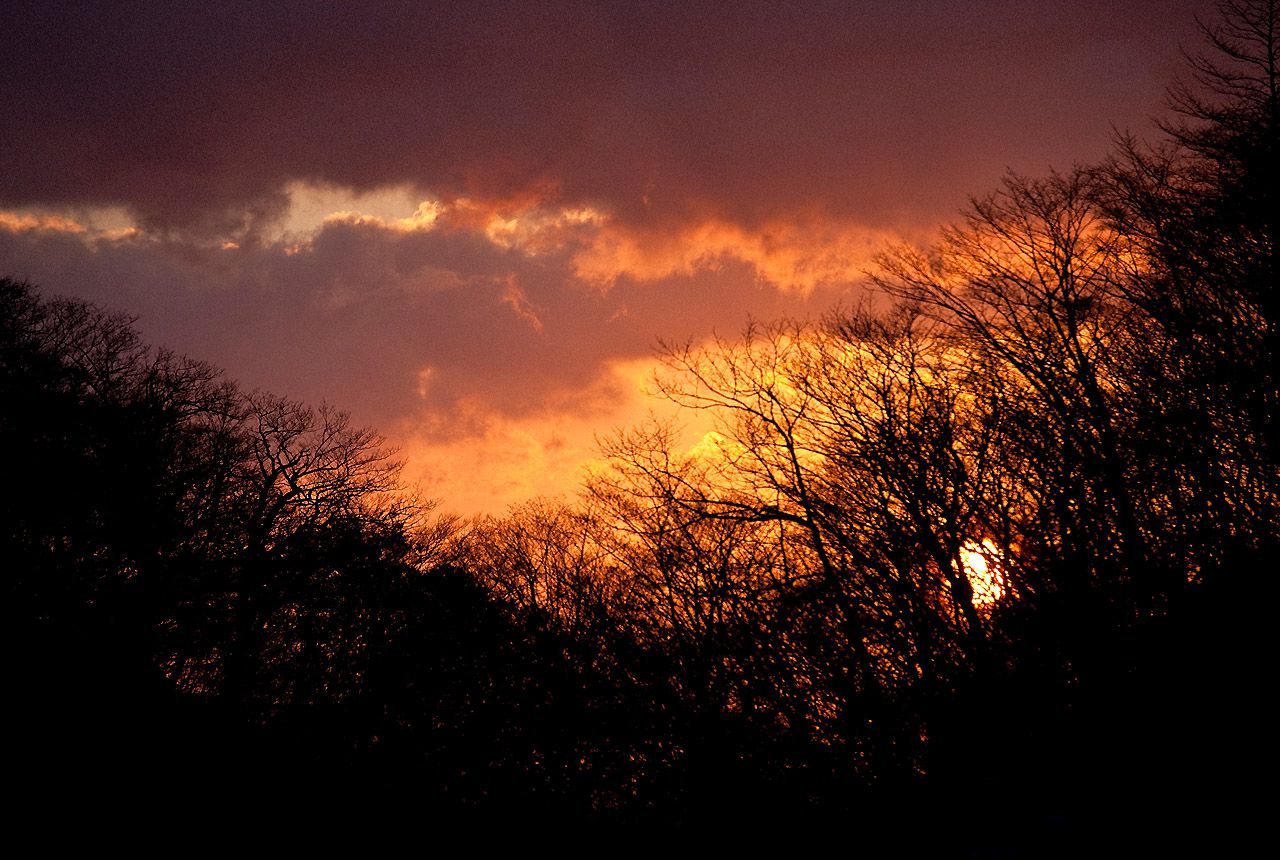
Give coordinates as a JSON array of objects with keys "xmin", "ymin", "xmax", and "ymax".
[
  {"xmin": 2, "ymin": 275, "xmax": 782, "ymax": 830},
  {"xmin": 0, "ymin": 276, "xmax": 561, "ymax": 826},
  {"xmin": 455, "ymin": 0, "xmax": 1279, "ymax": 832}
]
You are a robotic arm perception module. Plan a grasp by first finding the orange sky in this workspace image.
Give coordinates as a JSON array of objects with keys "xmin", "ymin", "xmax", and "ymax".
[{"xmin": 0, "ymin": 0, "xmax": 1217, "ymax": 514}]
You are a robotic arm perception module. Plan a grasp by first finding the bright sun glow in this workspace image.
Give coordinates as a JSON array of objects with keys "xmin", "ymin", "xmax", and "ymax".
[{"xmin": 960, "ymin": 539, "xmax": 1006, "ymax": 607}]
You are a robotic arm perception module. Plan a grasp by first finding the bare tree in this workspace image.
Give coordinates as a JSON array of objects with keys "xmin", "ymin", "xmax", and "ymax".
[{"xmin": 463, "ymin": 497, "xmax": 626, "ymax": 636}]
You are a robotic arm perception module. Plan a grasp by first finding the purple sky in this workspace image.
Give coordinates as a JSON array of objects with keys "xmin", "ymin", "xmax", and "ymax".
[{"xmin": 0, "ymin": 0, "xmax": 1217, "ymax": 512}]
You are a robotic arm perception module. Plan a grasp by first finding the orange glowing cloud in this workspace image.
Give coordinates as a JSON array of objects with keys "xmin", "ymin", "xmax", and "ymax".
[
  {"xmin": 0, "ymin": 211, "xmax": 87, "ymax": 235},
  {"xmin": 395, "ymin": 354, "xmax": 723, "ymax": 515},
  {"xmin": 276, "ymin": 187, "xmax": 898, "ymax": 295},
  {"xmin": 571, "ymin": 212, "xmax": 899, "ymax": 293},
  {"xmin": 312, "ymin": 191, "xmax": 895, "ymax": 293},
  {"xmin": 396, "ymin": 357, "xmax": 645, "ymax": 513}
]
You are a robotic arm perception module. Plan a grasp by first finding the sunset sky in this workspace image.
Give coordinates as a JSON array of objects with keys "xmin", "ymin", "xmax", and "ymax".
[{"xmin": 0, "ymin": 0, "xmax": 1216, "ymax": 514}]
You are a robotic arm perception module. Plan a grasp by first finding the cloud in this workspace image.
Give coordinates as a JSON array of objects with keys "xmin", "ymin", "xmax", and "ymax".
[
  {"xmin": 395, "ymin": 354, "xmax": 727, "ymax": 514},
  {"xmin": 1, "ymin": 1, "xmax": 1210, "ymax": 240},
  {"xmin": 571, "ymin": 210, "xmax": 900, "ymax": 292},
  {"xmin": 0, "ymin": 211, "xmax": 87, "ymax": 235},
  {"xmin": 1, "ymin": 181, "xmax": 871, "ymax": 512},
  {"xmin": 499, "ymin": 280, "xmax": 546, "ymax": 333},
  {"xmin": 1, "ymin": 0, "xmax": 1217, "ymax": 513}
]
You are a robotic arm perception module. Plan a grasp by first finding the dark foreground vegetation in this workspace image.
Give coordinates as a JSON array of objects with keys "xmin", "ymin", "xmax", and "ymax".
[{"xmin": 4, "ymin": 1, "xmax": 1274, "ymax": 848}]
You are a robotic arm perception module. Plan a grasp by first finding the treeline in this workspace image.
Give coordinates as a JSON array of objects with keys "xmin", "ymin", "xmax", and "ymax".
[{"xmin": 5, "ymin": 0, "xmax": 1275, "ymax": 843}]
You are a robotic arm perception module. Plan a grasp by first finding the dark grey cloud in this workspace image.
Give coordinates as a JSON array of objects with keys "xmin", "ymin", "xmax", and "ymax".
[
  {"xmin": 2, "ymin": 1, "xmax": 1213, "ymax": 237},
  {"xmin": 0, "ymin": 214, "xmax": 844, "ymax": 437}
]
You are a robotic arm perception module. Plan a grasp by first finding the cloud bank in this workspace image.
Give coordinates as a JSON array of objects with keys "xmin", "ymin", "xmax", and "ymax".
[{"xmin": 0, "ymin": 0, "xmax": 1213, "ymax": 511}]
